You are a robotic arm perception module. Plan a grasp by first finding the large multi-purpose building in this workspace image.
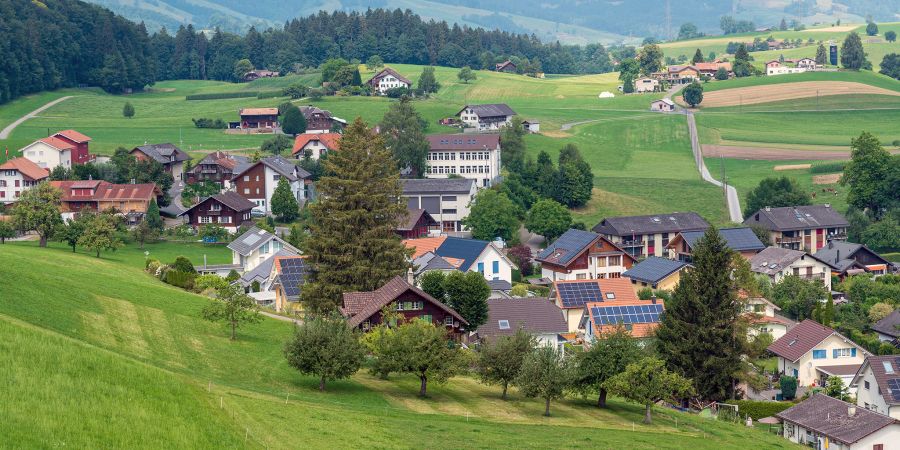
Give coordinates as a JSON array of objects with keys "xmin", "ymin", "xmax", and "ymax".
[
  {"xmin": 592, "ymin": 212, "xmax": 709, "ymax": 258},
  {"xmin": 401, "ymin": 178, "xmax": 476, "ymax": 234},
  {"xmin": 456, "ymin": 104, "xmax": 516, "ymax": 131},
  {"xmin": 743, "ymin": 204, "xmax": 849, "ymax": 252},
  {"xmin": 424, "ymin": 134, "xmax": 501, "ymax": 188},
  {"xmin": 536, "ymin": 229, "xmax": 635, "ymax": 282}
]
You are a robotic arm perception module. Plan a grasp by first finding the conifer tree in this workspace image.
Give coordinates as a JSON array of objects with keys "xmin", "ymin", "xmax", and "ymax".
[
  {"xmin": 691, "ymin": 48, "xmax": 704, "ymax": 64},
  {"xmin": 655, "ymin": 226, "xmax": 744, "ymax": 401},
  {"xmin": 270, "ymin": 177, "xmax": 300, "ymax": 222},
  {"xmin": 145, "ymin": 198, "xmax": 164, "ymax": 232},
  {"xmin": 841, "ymin": 32, "xmax": 868, "ymax": 70},
  {"xmin": 302, "ymin": 118, "xmax": 411, "ymax": 314}
]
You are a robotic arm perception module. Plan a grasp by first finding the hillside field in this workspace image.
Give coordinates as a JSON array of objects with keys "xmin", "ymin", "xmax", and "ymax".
[{"xmin": 0, "ymin": 244, "xmax": 796, "ymax": 449}]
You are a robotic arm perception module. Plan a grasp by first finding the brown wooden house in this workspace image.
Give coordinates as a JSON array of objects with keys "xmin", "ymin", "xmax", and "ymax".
[
  {"xmin": 238, "ymin": 108, "xmax": 279, "ymax": 129},
  {"xmin": 298, "ymin": 106, "xmax": 344, "ymax": 133},
  {"xmin": 186, "ymin": 151, "xmax": 252, "ymax": 185},
  {"xmin": 178, "ymin": 191, "xmax": 255, "ymax": 231},
  {"xmin": 495, "ymin": 60, "xmax": 517, "ymax": 73},
  {"xmin": 342, "ymin": 276, "xmax": 468, "ymax": 337},
  {"xmin": 395, "ymin": 208, "xmax": 438, "ymax": 239}
]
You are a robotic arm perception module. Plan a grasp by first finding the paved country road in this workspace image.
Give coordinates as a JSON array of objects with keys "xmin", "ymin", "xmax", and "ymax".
[{"xmin": 0, "ymin": 96, "xmax": 74, "ymax": 139}]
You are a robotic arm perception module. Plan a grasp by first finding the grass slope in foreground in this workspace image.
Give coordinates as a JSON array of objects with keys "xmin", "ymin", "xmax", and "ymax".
[{"xmin": 0, "ymin": 244, "xmax": 793, "ymax": 449}]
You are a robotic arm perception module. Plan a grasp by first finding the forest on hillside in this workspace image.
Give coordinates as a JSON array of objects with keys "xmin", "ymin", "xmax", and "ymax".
[{"xmin": 0, "ymin": 0, "xmax": 620, "ymax": 104}]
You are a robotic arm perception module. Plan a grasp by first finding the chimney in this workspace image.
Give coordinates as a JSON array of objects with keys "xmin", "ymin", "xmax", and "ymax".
[
  {"xmin": 848, "ymin": 405, "xmax": 857, "ymax": 417},
  {"xmin": 765, "ymin": 206, "xmax": 771, "ymax": 211},
  {"xmin": 825, "ymin": 203, "xmax": 831, "ymax": 208},
  {"xmin": 836, "ymin": 249, "xmax": 840, "ymax": 262},
  {"xmin": 407, "ymin": 267, "xmax": 415, "ymax": 286},
  {"xmin": 130, "ymin": 178, "xmax": 136, "ymax": 184},
  {"xmin": 650, "ymin": 295, "xmax": 657, "ymax": 304},
  {"xmin": 828, "ymin": 241, "xmax": 833, "ymax": 249}
]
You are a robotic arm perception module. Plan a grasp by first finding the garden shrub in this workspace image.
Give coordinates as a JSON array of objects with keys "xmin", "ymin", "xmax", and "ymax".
[{"xmin": 732, "ymin": 400, "xmax": 794, "ymax": 420}]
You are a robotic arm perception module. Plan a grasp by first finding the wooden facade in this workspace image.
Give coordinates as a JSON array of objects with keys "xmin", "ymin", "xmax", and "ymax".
[{"xmin": 180, "ymin": 194, "xmax": 253, "ymax": 230}]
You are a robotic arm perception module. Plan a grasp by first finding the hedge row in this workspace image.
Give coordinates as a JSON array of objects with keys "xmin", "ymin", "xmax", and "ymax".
[
  {"xmin": 185, "ymin": 91, "xmax": 260, "ymax": 100},
  {"xmin": 809, "ymin": 161, "xmax": 847, "ymax": 174},
  {"xmin": 256, "ymin": 90, "xmax": 284, "ymax": 99},
  {"xmin": 731, "ymin": 400, "xmax": 794, "ymax": 420}
]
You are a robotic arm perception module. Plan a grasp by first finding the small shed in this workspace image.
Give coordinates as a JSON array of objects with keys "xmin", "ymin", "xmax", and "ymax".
[
  {"xmin": 521, "ymin": 119, "xmax": 540, "ymax": 133},
  {"xmin": 650, "ymin": 98, "xmax": 676, "ymax": 112},
  {"xmin": 495, "ymin": 60, "xmax": 517, "ymax": 73}
]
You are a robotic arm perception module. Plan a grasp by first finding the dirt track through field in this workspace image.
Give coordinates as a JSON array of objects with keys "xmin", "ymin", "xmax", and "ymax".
[
  {"xmin": 699, "ymin": 82, "xmax": 900, "ymax": 108},
  {"xmin": 703, "ymin": 144, "xmax": 900, "ymax": 160}
]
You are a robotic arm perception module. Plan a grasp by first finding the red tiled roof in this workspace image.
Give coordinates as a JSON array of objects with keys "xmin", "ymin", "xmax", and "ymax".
[
  {"xmin": 0, "ymin": 157, "xmax": 49, "ymax": 181},
  {"xmin": 50, "ymin": 180, "xmax": 158, "ymax": 203},
  {"xmin": 403, "ymin": 236, "xmax": 447, "ymax": 259},
  {"xmin": 291, "ymin": 133, "xmax": 341, "ymax": 155},
  {"xmin": 53, "ymin": 129, "xmax": 91, "ymax": 143},
  {"xmin": 341, "ymin": 276, "xmax": 467, "ymax": 328},
  {"xmin": 37, "ymin": 136, "xmax": 75, "ymax": 151},
  {"xmin": 767, "ymin": 319, "xmax": 839, "ymax": 362}
]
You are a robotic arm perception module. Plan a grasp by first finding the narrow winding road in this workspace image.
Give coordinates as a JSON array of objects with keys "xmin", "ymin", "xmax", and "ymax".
[{"xmin": 0, "ymin": 96, "xmax": 73, "ymax": 139}]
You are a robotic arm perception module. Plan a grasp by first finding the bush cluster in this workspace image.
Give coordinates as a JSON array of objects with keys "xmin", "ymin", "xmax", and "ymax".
[
  {"xmin": 731, "ymin": 400, "xmax": 794, "ymax": 420},
  {"xmin": 809, "ymin": 161, "xmax": 847, "ymax": 174},
  {"xmin": 191, "ymin": 118, "xmax": 227, "ymax": 129},
  {"xmin": 185, "ymin": 91, "xmax": 260, "ymax": 100}
]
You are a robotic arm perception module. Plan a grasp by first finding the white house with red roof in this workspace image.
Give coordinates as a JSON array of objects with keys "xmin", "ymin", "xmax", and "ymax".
[
  {"xmin": 0, "ymin": 157, "xmax": 49, "ymax": 204},
  {"xmin": 291, "ymin": 133, "xmax": 341, "ymax": 160},
  {"xmin": 366, "ymin": 68, "xmax": 412, "ymax": 95},
  {"xmin": 768, "ymin": 319, "xmax": 868, "ymax": 387},
  {"xmin": 20, "ymin": 131, "xmax": 93, "ymax": 170}
]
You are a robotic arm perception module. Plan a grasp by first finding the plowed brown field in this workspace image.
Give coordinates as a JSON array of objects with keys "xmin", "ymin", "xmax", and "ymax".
[{"xmin": 698, "ymin": 81, "xmax": 900, "ymax": 108}]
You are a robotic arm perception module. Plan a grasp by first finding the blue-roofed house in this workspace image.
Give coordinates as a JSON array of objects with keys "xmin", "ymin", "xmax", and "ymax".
[
  {"xmin": 403, "ymin": 236, "xmax": 517, "ymax": 283},
  {"xmin": 623, "ymin": 257, "xmax": 691, "ymax": 293},
  {"xmin": 667, "ymin": 227, "xmax": 765, "ymax": 263},
  {"xmin": 536, "ymin": 229, "xmax": 636, "ymax": 282}
]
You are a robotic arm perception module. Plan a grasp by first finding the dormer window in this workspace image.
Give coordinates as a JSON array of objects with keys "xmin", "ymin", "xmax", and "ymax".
[{"xmin": 498, "ymin": 320, "xmax": 510, "ymax": 330}]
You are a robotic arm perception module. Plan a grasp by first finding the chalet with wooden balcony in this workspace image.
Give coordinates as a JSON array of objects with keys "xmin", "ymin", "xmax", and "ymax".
[
  {"xmin": 667, "ymin": 226, "xmax": 765, "ymax": 263},
  {"xmin": 178, "ymin": 191, "xmax": 255, "ymax": 232},
  {"xmin": 814, "ymin": 240, "xmax": 895, "ymax": 279},
  {"xmin": 743, "ymin": 204, "xmax": 849, "ymax": 252},
  {"xmin": 536, "ymin": 228, "xmax": 635, "ymax": 282},
  {"xmin": 238, "ymin": 108, "xmax": 279, "ymax": 130},
  {"xmin": 186, "ymin": 151, "xmax": 252, "ymax": 186},
  {"xmin": 131, "ymin": 143, "xmax": 192, "ymax": 181},
  {"xmin": 592, "ymin": 212, "xmax": 709, "ymax": 258},
  {"xmin": 750, "ymin": 246, "xmax": 836, "ymax": 291}
]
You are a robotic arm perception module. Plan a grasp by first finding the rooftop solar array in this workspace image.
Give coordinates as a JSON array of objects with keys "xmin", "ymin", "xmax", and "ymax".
[
  {"xmin": 887, "ymin": 378, "xmax": 900, "ymax": 402},
  {"xmin": 590, "ymin": 303, "xmax": 663, "ymax": 326},
  {"xmin": 279, "ymin": 258, "xmax": 307, "ymax": 298},
  {"xmin": 556, "ymin": 281, "xmax": 604, "ymax": 308}
]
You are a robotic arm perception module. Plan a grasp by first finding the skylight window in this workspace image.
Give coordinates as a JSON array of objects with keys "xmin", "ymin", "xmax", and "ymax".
[
  {"xmin": 498, "ymin": 320, "xmax": 510, "ymax": 330},
  {"xmin": 605, "ymin": 292, "xmax": 615, "ymax": 299},
  {"xmin": 885, "ymin": 361, "xmax": 895, "ymax": 374}
]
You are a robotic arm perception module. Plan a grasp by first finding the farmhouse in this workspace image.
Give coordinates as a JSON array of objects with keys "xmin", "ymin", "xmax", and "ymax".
[
  {"xmin": 766, "ymin": 60, "xmax": 807, "ymax": 76},
  {"xmin": 228, "ymin": 226, "xmax": 298, "ymax": 273},
  {"xmin": 238, "ymin": 107, "xmax": 279, "ymax": 130},
  {"xmin": 623, "ymin": 257, "xmax": 690, "ymax": 293},
  {"xmin": 551, "ymin": 278, "xmax": 638, "ymax": 333},
  {"xmin": 456, "ymin": 104, "xmax": 516, "ymax": 131},
  {"xmin": 581, "ymin": 296, "xmax": 665, "ymax": 344},
  {"xmin": 477, "ymin": 298, "xmax": 568, "ymax": 349},
  {"xmin": 49, "ymin": 180, "xmax": 160, "ymax": 223},
  {"xmin": 299, "ymin": 106, "xmax": 345, "ymax": 133},
  {"xmin": 634, "ymin": 77, "xmax": 659, "ymax": 93},
  {"xmin": 401, "ymin": 178, "xmax": 476, "ymax": 234},
  {"xmin": 178, "ymin": 191, "xmax": 255, "ymax": 232},
  {"xmin": 768, "ymin": 319, "xmax": 867, "ymax": 387},
  {"xmin": 592, "ymin": 212, "xmax": 709, "ymax": 258},
  {"xmin": 52, "ymin": 130, "xmax": 93, "ymax": 165},
  {"xmin": 655, "ymin": 65, "xmax": 700, "ymax": 84},
  {"xmin": 814, "ymin": 240, "xmax": 893, "ymax": 279},
  {"xmin": 495, "ymin": 60, "xmax": 517, "ymax": 73},
  {"xmin": 187, "ymin": 151, "xmax": 252, "ymax": 186},
  {"xmin": 742, "ymin": 294, "xmax": 795, "ymax": 341},
  {"xmin": 871, "ymin": 310, "xmax": 900, "ymax": 345},
  {"xmin": 131, "ymin": 143, "xmax": 191, "ymax": 180},
  {"xmin": 693, "ymin": 62, "xmax": 733, "ymax": 78},
  {"xmin": 395, "ymin": 207, "xmax": 438, "ymax": 239},
  {"xmin": 403, "ymin": 235, "xmax": 516, "ymax": 284},
  {"xmin": 744, "ymin": 204, "xmax": 850, "ymax": 252},
  {"xmin": 425, "ymin": 133, "xmax": 502, "ymax": 188},
  {"xmin": 366, "ymin": 67, "xmax": 411, "ymax": 95},
  {"xmin": 291, "ymin": 132, "xmax": 340, "ymax": 160},
  {"xmin": 650, "ymin": 98, "xmax": 676, "ymax": 112},
  {"xmin": 242, "ymin": 69, "xmax": 278, "ymax": 82},
  {"xmin": 231, "ymin": 156, "xmax": 310, "ymax": 214},
  {"xmin": 21, "ymin": 131, "xmax": 94, "ymax": 170},
  {"xmin": 776, "ymin": 393, "xmax": 900, "ymax": 449},
  {"xmin": 341, "ymin": 275, "xmax": 468, "ymax": 337},
  {"xmin": 852, "ymin": 355, "xmax": 900, "ymax": 419},
  {"xmin": 750, "ymin": 246, "xmax": 834, "ymax": 291},
  {"xmin": 536, "ymin": 228, "xmax": 635, "ymax": 282},
  {"xmin": 0, "ymin": 157, "xmax": 48, "ymax": 204},
  {"xmin": 667, "ymin": 226, "xmax": 765, "ymax": 262}
]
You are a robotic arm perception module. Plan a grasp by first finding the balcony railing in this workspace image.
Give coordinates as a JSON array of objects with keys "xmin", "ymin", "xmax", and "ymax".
[
  {"xmin": 777, "ymin": 236, "xmax": 803, "ymax": 244},
  {"xmin": 619, "ymin": 240, "xmax": 644, "ymax": 248},
  {"xmin": 795, "ymin": 273, "xmax": 825, "ymax": 280}
]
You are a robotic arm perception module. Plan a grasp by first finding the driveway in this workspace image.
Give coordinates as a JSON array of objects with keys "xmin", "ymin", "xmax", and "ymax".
[{"xmin": 0, "ymin": 96, "xmax": 73, "ymax": 139}]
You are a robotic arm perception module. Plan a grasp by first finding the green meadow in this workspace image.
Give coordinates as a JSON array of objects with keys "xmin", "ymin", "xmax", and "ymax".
[{"xmin": 0, "ymin": 243, "xmax": 796, "ymax": 449}]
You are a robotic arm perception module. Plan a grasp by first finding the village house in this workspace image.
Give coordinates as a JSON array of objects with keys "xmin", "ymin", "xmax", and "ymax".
[
  {"xmin": 743, "ymin": 204, "xmax": 849, "ymax": 252},
  {"xmin": 750, "ymin": 246, "xmax": 835, "ymax": 291},
  {"xmin": 814, "ymin": 240, "xmax": 894, "ymax": 279},
  {"xmin": 477, "ymin": 298, "xmax": 568, "ymax": 349},
  {"xmin": 768, "ymin": 319, "xmax": 868, "ymax": 387},
  {"xmin": 667, "ymin": 226, "xmax": 765, "ymax": 263},
  {"xmin": 776, "ymin": 393, "xmax": 900, "ymax": 449},
  {"xmin": 178, "ymin": 191, "xmax": 255, "ymax": 232},
  {"xmin": 237, "ymin": 108, "xmax": 279, "ymax": 130},
  {"xmin": 271, "ymin": 256, "xmax": 308, "ymax": 313},
  {"xmin": 623, "ymin": 257, "xmax": 690, "ymax": 293},
  {"xmin": 395, "ymin": 207, "xmax": 438, "ymax": 239},
  {"xmin": 366, "ymin": 67, "xmax": 411, "ymax": 95},
  {"xmin": 52, "ymin": 130, "xmax": 93, "ymax": 165},
  {"xmin": 551, "ymin": 278, "xmax": 639, "ymax": 333},
  {"xmin": 495, "ymin": 60, "xmax": 517, "ymax": 73},
  {"xmin": 227, "ymin": 226, "xmax": 299, "ymax": 273},
  {"xmin": 49, "ymin": 180, "xmax": 160, "ymax": 223},
  {"xmin": 233, "ymin": 249, "xmax": 299, "ymax": 297},
  {"xmin": 592, "ymin": 212, "xmax": 709, "ymax": 258},
  {"xmin": 291, "ymin": 132, "xmax": 341, "ymax": 160},
  {"xmin": 766, "ymin": 60, "xmax": 806, "ymax": 76},
  {"xmin": 0, "ymin": 157, "xmax": 48, "ymax": 204},
  {"xmin": 742, "ymin": 294, "xmax": 795, "ymax": 341},
  {"xmin": 536, "ymin": 228, "xmax": 636, "ymax": 282},
  {"xmin": 130, "ymin": 143, "xmax": 191, "ymax": 181},
  {"xmin": 693, "ymin": 62, "xmax": 733, "ymax": 78},
  {"xmin": 852, "ymin": 355, "xmax": 900, "ymax": 419},
  {"xmin": 521, "ymin": 119, "xmax": 540, "ymax": 133},
  {"xmin": 299, "ymin": 106, "xmax": 345, "ymax": 133},
  {"xmin": 242, "ymin": 69, "xmax": 279, "ymax": 82},
  {"xmin": 424, "ymin": 133, "xmax": 502, "ymax": 188},
  {"xmin": 186, "ymin": 151, "xmax": 252, "ymax": 186},
  {"xmin": 230, "ymin": 156, "xmax": 309, "ymax": 214},
  {"xmin": 634, "ymin": 77, "xmax": 659, "ymax": 93},
  {"xmin": 580, "ymin": 295, "xmax": 665, "ymax": 344},
  {"xmin": 401, "ymin": 178, "xmax": 476, "ymax": 234},
  {"xmin": 456, "ymin": 104, "xmax": 516, "ymax": 131},
  {"xmin": 21, "ymin": 137, "xmax": 75, "ymax": 171},
  {"xmin": 403, "ymin": 236, "xmax": 516, "ymax": 284},
  {"xmin": 872, "ymin": 310, "xmax": 900, "ymax": 345},
  {"xmin": 411, "ymin": 251, "xmax": 458, "ymax": 277},
  {"xmin": 650, "ymin": 98, "xmax": 676, "ymax": 112},
  {"xmin": 341, "ymin": 275, "xmax": 468, "ymax": 337}
]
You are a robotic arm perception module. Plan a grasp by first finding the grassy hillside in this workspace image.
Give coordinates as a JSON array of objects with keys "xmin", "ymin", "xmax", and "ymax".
[{"xmin": 0, "ymin": 243, "xmax": 796, "ymax": 448}]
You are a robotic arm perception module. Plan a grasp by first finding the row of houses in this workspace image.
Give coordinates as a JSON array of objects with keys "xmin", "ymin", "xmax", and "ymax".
[{"xmin": 765, "ymin": 57, "xmax": 822, "ymax": 76}]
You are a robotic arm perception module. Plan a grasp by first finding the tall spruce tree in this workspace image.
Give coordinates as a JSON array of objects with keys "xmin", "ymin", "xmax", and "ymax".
[
  {"xmin": 380, "ymin": 96, "xmax": 430, "ymax": 177},
  {"xmin": 302, "ymin": 118, "xmax": 411, "ymax": 314},
  {"xmin": 655, "ymin": 226, "xmax": 744, "ymax": 401}
]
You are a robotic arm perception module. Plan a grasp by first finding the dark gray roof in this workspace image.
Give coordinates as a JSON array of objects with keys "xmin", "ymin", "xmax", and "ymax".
[
  {"xmin": 487, "ymin": 279, "xmax": 512, "ymax": 291},
  {"xmin": 744, "ymin": 204, "xmax": 849, "ymax": 232},
  {"xmin": 776, "ymin": 393, "xmax": 898, "ymax": 445},
  {"xmin": 179, "ymin": 191, "xmax": 257, "ymax": 217},
  {"xmin": 814, "ymin": 241, "xmax": 892, "ymax": 271},
  {"xmin": 872, "ymin": 309, "xmax": 900, "ymax": 339},
  {"xmin": 678, "ymin": 227, "xmax": 765, "ymax": 252},
  {"xmin": 227, "ymin": 226, "xmax": 297, "ymax": 256},
  {"xmin": 133, "ymin": 143, "xmax": 191, "ymax": 165},
  {"xmin": 233, "ymin": 156, "xmax": 309, "ymax": 181},
  {"xmin": 237, "ymin": 248, "xmax": 298, "ymax": 286},
  {"xmin": 536, "ymin": 229, "xmax": 599, "ymax": 265},
  {"xmin": 854, "ymin": 355, "xmax": 900, "ymax": 406},
  {"xmin": 623, "ymin": 257, "xmax": 689, "ymax": 284},
  {"xmin": 458, "ymin": 103, "xmax": 517, "ymax": 118},
  {"xmin": 412, "ymin": 252, "xmax": 457, "ymax": 275},
  {"xmin": 592, "ymin": 212, "xmax": 709, "ymax": 236},
  {"xmin": 401, "ymin": 178, "xmax": 475, "ymax": 195},
  {"xmin": 477, "ymin": 298, "xmax": 568, "ymax": 340},
  {"xmin": 750, "ymin": 247, "xmax": 833, "ymax": 275},
  {"xmin": 436, "ymin": 237, "xmax": 490, "ymax": 272}
]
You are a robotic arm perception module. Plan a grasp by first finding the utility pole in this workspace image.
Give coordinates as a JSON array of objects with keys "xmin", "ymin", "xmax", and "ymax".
[{"xmin": 665, "ymin": 0, "xmax": 672, "ymax": 40}]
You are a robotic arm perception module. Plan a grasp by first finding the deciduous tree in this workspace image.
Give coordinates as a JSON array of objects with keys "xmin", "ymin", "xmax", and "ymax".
[
  {"xmin": 367, "ymin": 319, "xmax": 460, "ymax": 397},
  {"xmin": 366, "ymin": 55, "xmax": 384, "ymax": 70},
  {"xmin": 283, "ymin": 315, "xmax": 366, "ymax": 391},
  {"xmin": 380, "ymin": 96, "xmax": 429, "ymax": 177},
  {"xmin": 418, "ymin": 271, "xmax": 447, "ymax": 302},
  {"xmin": 202, "ymin": 283, "xmax": 262, "ymax": 340},
  {"xmin": 866, "ymin": 22, "xmax": 879, "ymax": 37},
  {"xmin": 500, "ymin": 118, "xmax": 527, "ymax": 172},
  {"xmin": 842, "ymin": 131, "xmax": 892, "ymax": 217},
  {"xmin": 463, "ymin": 189, "xmax": 520, "ymax": 242},
  {"xmin": 443, "ymin": 271, "xmax": 490, "ymax": 329},
  {"xmin": 477, "ymin": 328, "xmax": 536, "ymax": 399},
  {"xmin": 744, "ymin": 176, "xmax": 812, "ymax": 218},
  {"xmin": 772, "ymin": 275, "xmax": 829, "ymax": 320},
  {"xmin": 78, "ymin": 213, "xmax": 122, "ymax": 258},
  {"xmin": 417, "ymin": 66, "xmax": 440, "ymax": 94},
  {"xmin": 12, "ymin": 182, "xmax": 62, "ymax": 247},
  {"xmin": 886, "ymin": 31, "xmax": 897, "ymax": 43},
  {"xmin": 0, "ymin": 220, "xmax": 15, "ymax": 244},
  {"xmin": 457, "ymin": 66, "xmax": 476, "ymax": 83},
  {"xmin": 130, "ymin": 220, "xmax": 157, "ymax": 249},
  {"xmin": 525, "ymin": 199, "xmax": 571, "ymax": 242},
  {"xmin": 638, "ymin": 44, "xmax": 664, "ymax": 76},
  {"xmin": 123, "ymin": 101, "xmax": 135, "ymax": 118},
  {"xmin": 682, "ymin": 81, "xmax": 703, "ymax": 107},
  {"xmin": 841, "ymin": 32, "xmax": 868, "ymax": 70},
  {"xmin": 233, "ymin": 58, "xmax": 253, "ymax": 80},
  {"xmin": 281, "ymin": 104, "xmax": 307, "ymax": 136},
  {"xmin": 604, "ymin": 357, "xmax": 693, "ymax": 424},
  {"xmin": 880, "ymin": 53, "xmax": 900, "ymax": 80},
  {"xmin": 515, "ymin": 346, "xmax": 573, "ymax": 416},
  {"xmin": 261, "ymin": 134, "xmax": 293, "ymax": 155},
  {"xmin": 575, "ymin": 325, "xmax": 642, "ymax": 408}
]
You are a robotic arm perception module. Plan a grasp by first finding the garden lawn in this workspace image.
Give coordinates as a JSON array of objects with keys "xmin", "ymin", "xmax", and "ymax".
[
  {"xmin": 0, "ymin": 244, "xmax": 795, "ymax": 449},
  {"xmin": 13, "ymin": 239, "xmax": 232, "ymax": 270}
]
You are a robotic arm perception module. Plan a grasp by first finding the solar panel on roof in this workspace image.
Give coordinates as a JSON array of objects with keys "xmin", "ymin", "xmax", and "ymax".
[
  {"xmin": 557, "ymin": 281, "xmax": 604, "ymax": 307},
  {"xmin": 887, "ymin": 379, "xmax": 900, "ymax": 402},
  {"xmin": 591, "ymin": 303, "xmax": 663, "ymax": 327},
  {"xmin": 279, "ymin": 259, "xmax": 307, "ymax": 297},
  {"xmin": 243, "ymin": 234, "xmax": 262, "ymax": 246}
]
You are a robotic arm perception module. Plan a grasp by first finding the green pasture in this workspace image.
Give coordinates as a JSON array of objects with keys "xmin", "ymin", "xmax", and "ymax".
[
  {"xmin": 0, "ymin": 244, "xmax": 795, "ymax": 448},
  {"xmin": 700, "ymin": 70, "xmax": 900, "ymax": 93},
  {"xmin": 34, "ymin": 239, "xmax": 233, "ymax": 269}
]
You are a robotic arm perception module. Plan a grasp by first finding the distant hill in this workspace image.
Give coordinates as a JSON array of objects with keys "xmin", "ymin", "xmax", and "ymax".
[{"xmin": 83, "ymin": 0, "xmax": 900, "ymax": 43}]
